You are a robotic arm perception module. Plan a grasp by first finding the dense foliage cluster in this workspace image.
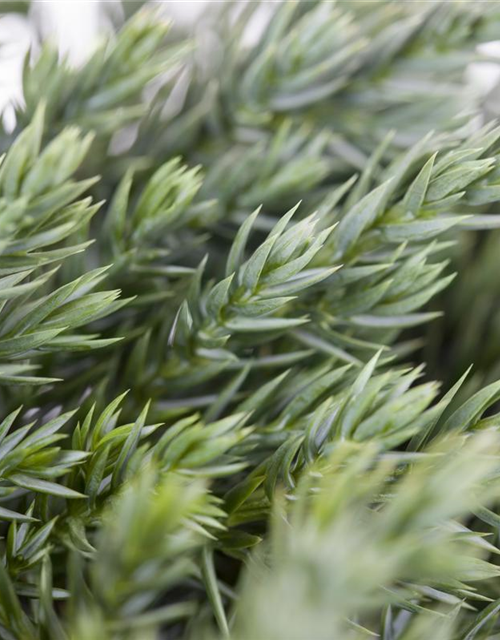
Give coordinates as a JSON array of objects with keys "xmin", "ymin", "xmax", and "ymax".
[{"xmin": 2, "ymin": 1, "xmax": 500, "ymax": 638}]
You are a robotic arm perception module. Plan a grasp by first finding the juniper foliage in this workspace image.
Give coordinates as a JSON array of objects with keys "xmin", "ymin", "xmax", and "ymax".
[{"xmin": 1, "ymin": 1, "xmax": 500, "ymax": 639}]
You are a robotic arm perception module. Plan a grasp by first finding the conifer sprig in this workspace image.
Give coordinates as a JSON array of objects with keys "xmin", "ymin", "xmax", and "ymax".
[
  {"xmin": 169, "ymin": 205, "xmax": 338, "ymax": 363},
  {"xmin": 0, "ymin": 1, "xmax": 499, "ymax": 639}
]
